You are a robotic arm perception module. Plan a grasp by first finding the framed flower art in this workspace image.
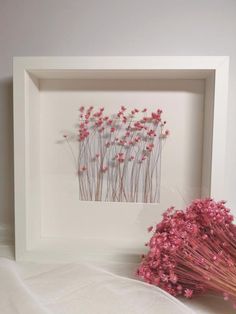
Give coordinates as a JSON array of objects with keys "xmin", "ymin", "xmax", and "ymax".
[{"xmin": 13, "ymin": 56, "xmax": 229, "ymax": 262}]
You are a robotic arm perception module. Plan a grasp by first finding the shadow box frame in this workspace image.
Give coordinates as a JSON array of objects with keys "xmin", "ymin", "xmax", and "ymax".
[{"xmin": 13, "ymin": 56, "xmax": 229, "ymax": 262}]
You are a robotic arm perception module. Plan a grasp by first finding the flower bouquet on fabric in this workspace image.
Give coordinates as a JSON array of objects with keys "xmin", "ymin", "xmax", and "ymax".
[{"xmin": 137, "ymin": 198, "xmax": 236, "ymax": 308}]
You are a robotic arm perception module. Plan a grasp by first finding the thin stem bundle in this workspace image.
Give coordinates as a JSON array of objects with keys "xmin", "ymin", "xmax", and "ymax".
[{"xmin": 137, "ymin": 199, "xmax": 236, "ymax": 308}]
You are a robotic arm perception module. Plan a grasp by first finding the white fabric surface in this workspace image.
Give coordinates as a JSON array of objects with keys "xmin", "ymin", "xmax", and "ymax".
[{"xmin": 0, "ymin": 258, "xmax": 195, "ymax": 314}]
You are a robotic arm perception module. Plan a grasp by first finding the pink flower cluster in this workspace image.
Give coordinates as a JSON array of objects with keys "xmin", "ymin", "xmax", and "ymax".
[
  {"xmin": 63, "ymin": 105, "xmax": 169, "ymax": 203},
  {"xmin": 77, "ymin": 105, "xmax": 169, "ymax": 145},
  {"xmin": 74, "ymin": 105, "xmax": 169, "ymax": 178},
  {"xmin": 137, "ymin": 199, "xmax": 236, "ymax": 307}
]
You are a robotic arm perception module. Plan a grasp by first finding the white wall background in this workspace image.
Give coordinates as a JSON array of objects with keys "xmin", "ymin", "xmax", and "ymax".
[{"xmin": 0, "ymin": 0, "xmax": 236, "ymax": 241}]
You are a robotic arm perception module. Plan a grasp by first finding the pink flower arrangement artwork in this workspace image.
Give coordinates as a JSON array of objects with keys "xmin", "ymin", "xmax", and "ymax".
[
  {"xmin": 137, "ymin": 198, "xmax": 236, "ymax": 308},
  {"xmin": 62, "ymin": 105, "xmax": 169, "ymax": 203}
]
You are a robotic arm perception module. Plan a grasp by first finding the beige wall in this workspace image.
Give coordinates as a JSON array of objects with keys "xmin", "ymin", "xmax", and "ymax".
[{"xmin": 0, "ymin": 0, "xmax": 236, "ymax": 238}]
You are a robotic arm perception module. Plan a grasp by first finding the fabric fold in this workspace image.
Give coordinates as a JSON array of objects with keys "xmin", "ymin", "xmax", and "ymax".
[{"xmin": 0, "ymin": 258, "xmax": 195, "ymax": 314}]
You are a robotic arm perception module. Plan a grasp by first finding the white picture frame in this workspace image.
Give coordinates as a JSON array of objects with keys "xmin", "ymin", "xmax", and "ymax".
[{"xmin": 13, "ymin": 56, "xmax": 229, "ymax": 262}]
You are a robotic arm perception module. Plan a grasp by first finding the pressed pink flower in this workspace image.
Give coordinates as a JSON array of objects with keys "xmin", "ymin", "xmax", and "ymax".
[
  {"xmin": 79, "ymin": 165, "xmax": 87, "ymax": 173},
  {"xmin": 95, "ymin": 112, "xmax": 102, "ymax": 118},
  {"xmin": 110, "ymin": 127, "xmax": 116, "ymax": 133},
  {"xmin": 147, "ymin": 130, "xmax": 156, "ymax": 137},
  {"xmin": 95, "ymin": 119, "xmax": 102, "ymax": 125},
  {"xmin": 134, "ymin": 136, "xmax": 141, "ymax": 143},
  {"xmin": 79, "ymin": 106, "xmax": 85, "ymax": 112},
  {"xmin": 79, "ymin": 127, "xmax": 90, "ymax": 141},
  {"xmin": 142, "ymin": 108, "xmax": 147, "ymax": 112},
  {"xmin": 134, "ymin": 122, "xmax": 143, "ymax": 130},
  {"xmin": 117, "ymin": 111, "xmax": 123, "ymax": 118},
  {"xmin": 151, "ymin": 112, "xmax": 161, "ymax": 121},
  {"xmin": 165, "ymin": 129, "xmax": 170, "ymax": 136},
  {"xmin": 115, "ymin": 153, "xmax": 125, "ymax": 163},
  {"xmin": 100, "ymin": 165, "xmax": 108, "ymax": 173},
  {"xmin": 147, "ymin": 226, "xmax": 153, "ymax": 232},
  {"xmin": 122, "ymin": 116, "xmax": 127, "ymax": 123},
  {"xmin": 146, "ymin": 143, "xmax": 154, "ymax": 152},
  {"xmin": 160, "ymin": 130, "xmax": 169, "ymax": 139}
]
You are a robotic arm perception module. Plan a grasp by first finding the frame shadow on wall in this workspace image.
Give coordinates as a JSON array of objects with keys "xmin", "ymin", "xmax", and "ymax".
[{"xmin": 0, "ymin": 77, "xmax": 14, "ymax": 245}]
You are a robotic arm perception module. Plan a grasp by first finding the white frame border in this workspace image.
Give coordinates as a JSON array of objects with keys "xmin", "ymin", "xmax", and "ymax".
[{"xmin": 13, "ymin": 56, "xmax": 229, "ymax": 261}]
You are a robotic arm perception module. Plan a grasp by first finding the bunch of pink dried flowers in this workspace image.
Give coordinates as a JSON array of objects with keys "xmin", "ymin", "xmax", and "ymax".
[
  {"xmin": 137, "ymin": 198, "xmax": 236, "ymax": 308},
  {"xmin": 63, "ymin": 105, "xmax": 169, "ymax": 203}
]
